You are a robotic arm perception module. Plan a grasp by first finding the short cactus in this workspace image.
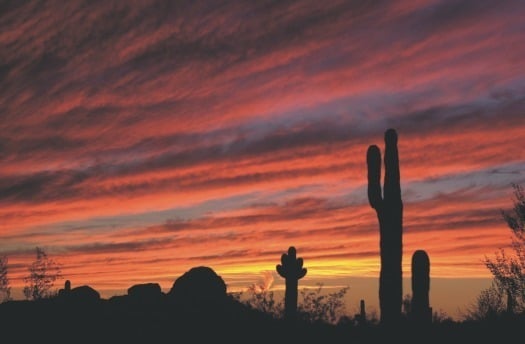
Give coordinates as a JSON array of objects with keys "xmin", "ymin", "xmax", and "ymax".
[
  {"xmin": 355, "ymin": 300, "xmax": 366, "ymax": 325},
  {"xmin": 410, "ymin": 250, "xmax": 432, "ymax": 324},
  {"xmin": 367, "ymin": 128, "xmax": 403, "ymax": 325},
  {"xmin": 276, "ymin": 246, "xmax": 307, "ymax": 322},
  {"xmin": 58, "ymin": 280, "xmax": 71, "ymax": 298}
]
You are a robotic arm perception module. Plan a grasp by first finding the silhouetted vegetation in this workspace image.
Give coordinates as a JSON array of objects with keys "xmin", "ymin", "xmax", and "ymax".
[
  {"xmin": 23, "ymin": 247, "xmax": 62, "ymax": 300},
  {"xmin": 484, "ymin": 183, "xmax": 525, "ymax": 313},
  {"xmin": 367, "ymin": 128, "xmax": 403, "ymax": 325},
  {"xmin": 297, "ymin": 283, "xmax": 349, "ymax": 324},
  {"xmin": 239, "ymin": 282, "xmax": 349, "ymax": 325},
  {"xmin": 0, "ymin": 271, "xmax": 522, "ymax": 344},
  {"xmin": 464, "ymin": 284, "xmax": 506, "ymax": 320},
  {"xmin": 0, "ymin": 255, "xmax": 10, "ymax": 302},
  {"xmin": 240, "ymin": 285, "xmax": 283, "ymax": 318}
]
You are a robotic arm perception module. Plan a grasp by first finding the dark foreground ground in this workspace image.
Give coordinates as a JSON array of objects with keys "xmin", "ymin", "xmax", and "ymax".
[{"xmin": 0, "ymin": 296, "xmax": 523, "ymax": 344}]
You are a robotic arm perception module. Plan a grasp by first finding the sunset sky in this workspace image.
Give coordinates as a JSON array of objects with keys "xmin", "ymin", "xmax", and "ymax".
[{"xmin": 1, "ymin": 0, "xmax": 524, "ymax": 319}]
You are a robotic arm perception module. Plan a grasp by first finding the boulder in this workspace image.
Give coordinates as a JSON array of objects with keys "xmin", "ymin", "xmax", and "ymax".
[
  {"xmin": 167, "ymin": 266, "xmax": 227, "ymax": 310},
  {"xmin": 70, "ymin": 285, "xmax": 100, "ymax": 303},
  {"xmin": 128, "ymin": 283, "xmax": 162, "ymax": 298}
]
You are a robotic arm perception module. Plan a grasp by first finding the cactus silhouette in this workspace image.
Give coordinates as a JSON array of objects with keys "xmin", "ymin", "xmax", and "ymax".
[
  {"xmin": 58, "ymin": 279, "xmax": 71, "ymax": 297},
  {"xmin": 411, "ymin": 250, "xmax": 432, "ymax": 324},
  {"xmin": 276, "ymin": 246, "xmax": 307, "ymax": 322},
  {"xmin": 367, "ymin": 128, "xmax": 403, "ymax": 325},
  {"xmin": 358, "ymin": 299, "xmax": 367, "ymax": 324}
]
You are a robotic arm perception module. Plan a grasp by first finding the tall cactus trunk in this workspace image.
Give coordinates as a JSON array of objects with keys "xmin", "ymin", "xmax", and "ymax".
[
  {"xmin": 284, "ymin": 278, "xmax": 298, "ymax": 321},
  {"xmin": 367, "ymin": 128, "xmax": 403, "ymax": 326}
]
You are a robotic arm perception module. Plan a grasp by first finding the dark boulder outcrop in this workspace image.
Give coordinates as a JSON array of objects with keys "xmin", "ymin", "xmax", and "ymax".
[
  {"xmin": 70, "ymin": 285, "xmax": 100, "ymax": 303},
  {"xmin": 167, "ymin": 266, "xmax": 227, "ymax": 311},
  {"xmin": 57, "ymin": 281, "xmax": 100, "ymax": 304},
  {"xmin": 127, "ymin": 283, "xmax": 164, "ymax": 306},
  {"xmin": 128, "ymin": 283, "xmax": 162, "ymax": 298}
]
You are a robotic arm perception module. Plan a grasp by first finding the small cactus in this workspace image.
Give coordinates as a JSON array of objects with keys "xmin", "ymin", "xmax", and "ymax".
[
  {"xmin": 360, "ymin": 299, "xmax": 366, "ymax": 319},
  {"xmin": 356, "ymin": 299, "xmax": 367, "ymax": 325},
  {"xmin": 58, "ymin": 280, "xmax": 71, "ymax": 298},
  {"xmin": 410, "ymin": 250, "xmax": 432, "ymax": 324},
  {"xmin": 276, "ymin": 246, "xmax": 307, "ymax": 322}
]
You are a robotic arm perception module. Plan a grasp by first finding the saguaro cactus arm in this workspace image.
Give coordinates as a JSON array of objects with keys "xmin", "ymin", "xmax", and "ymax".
[
  {"xmin": 276, "ymin": 260, "xmax": 286, "ymax": 278},
  {"xmin": 367, "ymin": 145, "xmax": 382, "ymax": 211},
  {"xmin": 276, "ymin": 247, "xmax": 307, "ymax": 279},
  {"xmin": 297, "ymin": 258, "xmax": 307, "ymax": 279}
]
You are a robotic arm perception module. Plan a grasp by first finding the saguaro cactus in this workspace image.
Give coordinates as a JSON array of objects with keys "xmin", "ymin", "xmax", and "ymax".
[
  {"xmin": 58, "ymin": 280, "xmax": 71, "ymax": 298},
  {"xmin": 354, "ymin": 299, "xmax": 367, "ymax": 325},
  {"xmin": 411, "ymin": 250, "xmax": 432, "ymax": 324},
  {"xmin": 360, "ymin": 299, "xmax": 366, "ymax": 319},
  {"xmin": 276, "ymin": 246, "xmax": 307, "ymax": 322},
  {"xmin": 367, "ymin": 128, "xmax": 403, "ymax": 325}
]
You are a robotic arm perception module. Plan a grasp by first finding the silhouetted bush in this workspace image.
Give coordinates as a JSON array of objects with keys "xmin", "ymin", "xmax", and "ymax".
[
  {"xmin": 463, "ymin": 284, "xmax": 506, "ymax": 321},
  {"xmin": 23, "ymin": 247, "xmax": 62, "ymax": 300},
  {"xmin": 484, "ymin": 183, "xmax": 525, "ymax": 313},
  {"xmin": 298, "ymin": 283, "xmax": 349, "ymax": 324},
  {"xmin": 242, "ymin": 288, "xmax": 283, "ymax": 318},
  {"xmin": 0, "ymin": 255, "xmax": 10, "ymax": 302}
]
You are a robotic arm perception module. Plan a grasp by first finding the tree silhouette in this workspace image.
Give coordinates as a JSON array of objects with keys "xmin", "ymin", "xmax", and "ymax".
[
  {"xmin": 23, "ymin": 247, "xmax": 62, "ymax": 300},
  {"xmin": 242, "ymin": 287, "xmax": 283, "ymax": 318},
  {"xmin": 484, "ymin": 183, "xmax": 525, "ymax": 313},
  {"xmin": 367, "ymin": 128, "xmax": 403, "ymax": 325},
  {"xmin": 0, "ymin": 255, "xmax": 11, "ymax": 302}
]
